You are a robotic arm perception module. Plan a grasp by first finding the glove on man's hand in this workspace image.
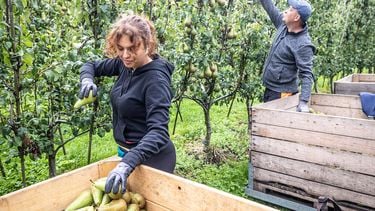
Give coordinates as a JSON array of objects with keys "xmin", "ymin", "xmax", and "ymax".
[
  {"xmin": 78, "ymin": 78, "xmax": 97, "ymax": 99},
  {"xmin": 297, "ymin": 100, "xmax": 310, "ymax": 113},
  {"xmin": 105, "ymin": 162, "xmax": 133, "ymax": 194}
]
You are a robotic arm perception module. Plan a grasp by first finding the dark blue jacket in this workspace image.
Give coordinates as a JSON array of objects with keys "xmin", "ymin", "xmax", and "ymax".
[{"xmin": 80, "ymin": 54, "xmax": 174, "ymax": 168}]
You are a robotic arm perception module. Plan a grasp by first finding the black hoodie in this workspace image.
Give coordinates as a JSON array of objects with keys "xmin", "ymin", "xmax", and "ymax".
[{"xmin": 80, "ymin": 54, "xmax": 174, "ymax": 168}]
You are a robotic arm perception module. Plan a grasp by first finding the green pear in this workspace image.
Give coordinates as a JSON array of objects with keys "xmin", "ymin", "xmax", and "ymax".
[
  {"xmin": 74, "ymin": 90, "xmax": 97, "ymax": 109},
  {"xmin": 97, "ymin": 199, "xmax": 127, "ymax": 211},
  {"xmin": 100, "ymin": 194, "xmax": 111, "ymax": 206},
  {"xmin": 92, "ymin": 177, "xmax": 107, "ymax": 192},
  {"xmin": 122, "ymin": 191, "xmax": 132, "ymax": 204},
  {"xmin": 127, "ymin": 203, "xmax": 140, "ymax": 211},
  {"xmin": 75, "ymin": 205, "xmax": 95, "ymax": 211},
  {"xmin": 65, "ymin": 189, "xmax": 94, "ymax": 211},
  {"xmin": 131, "ymin": 193, "xmax": 146, "ymax": 208},
  {"xmin": 109, "ymin": 188, "xmax": 123, "ymax": 200},
  {"xmin": 91, "ymin": 184, "xmax": 104, "ymax": 206}
]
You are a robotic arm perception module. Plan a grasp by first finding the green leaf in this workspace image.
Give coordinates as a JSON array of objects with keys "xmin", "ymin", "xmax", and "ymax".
[{"xmin": 23, "ymin": 53, "xmax": 33, "ymax": 66}]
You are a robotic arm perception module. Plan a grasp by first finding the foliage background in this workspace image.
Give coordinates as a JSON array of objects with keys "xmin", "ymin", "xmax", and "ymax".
[{"xmin": 0, "ymin": 0, "xmax": 374, "ymax": 209}]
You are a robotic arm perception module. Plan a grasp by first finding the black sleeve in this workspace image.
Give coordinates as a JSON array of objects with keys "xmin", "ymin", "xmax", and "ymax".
[
  {"xmin": 80, "ymin": 58, "xmax": 123, "ymax": 81},
  {"xmin": 121, "ymin": 71, "xmax": 172, "ymax": 168}
]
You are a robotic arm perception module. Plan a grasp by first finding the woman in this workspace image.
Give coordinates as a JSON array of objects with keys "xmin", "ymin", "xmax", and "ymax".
[{"xmin": 78, "ymin": 13, "xmax": 176, "ymax": 195}]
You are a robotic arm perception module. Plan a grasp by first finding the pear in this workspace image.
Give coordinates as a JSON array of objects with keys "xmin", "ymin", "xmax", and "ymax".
[
  {"xmin": 74, "ymin": 90, "xmax": 97, "ymax": 109},
  {"xmin": 98, "ymin": 199, "xmax": 127, "ymax": 211},
  {"xmin": 100, "ymin": 194, "xmax": 111, "ymax": 206},
  {"xmin": 127, "ymin": 203, "xmax": 140, "ymax": 211},
  {"xmin": 131, "ymin": 193, "xmax": 146, "ymax": 208},
  {"xmin": 92, "ymin": 177, "xmax": 107, "ymax": 192},
  {"xmin": 65, "ymin": 189, "xmax": 94, "ymax": 211},
  {"xmin": 75, "ymin": 205, "xmax": 95, "ymax": 211},
  {"xmin": 122, "ymin": 191, "xmax": 132, "ymax": 204},
  {"xmin": 91, "ymin": 184, "xmax": 104, "ymax": 205},
  {"xmin": 109, "ymin": 189, "xmax": 123, "ymax": 200}
]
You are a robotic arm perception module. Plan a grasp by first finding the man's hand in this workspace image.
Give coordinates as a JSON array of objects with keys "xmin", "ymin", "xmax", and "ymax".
[
  {"xmin": 297, "ymin": 100, "xmax": 310, "ymax": 113},
  {"xmin": 105, "ymin": 162, "xmax": 133, "ymax": 194},
  {"xmin": 78, "ymin": 78, "xmax": 97, "ymax": 99}
]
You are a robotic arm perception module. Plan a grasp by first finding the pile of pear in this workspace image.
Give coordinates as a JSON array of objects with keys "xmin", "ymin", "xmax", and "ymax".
[{"xmin": 65, "ymin": 177, "xmax": 146, "ymax": 211}]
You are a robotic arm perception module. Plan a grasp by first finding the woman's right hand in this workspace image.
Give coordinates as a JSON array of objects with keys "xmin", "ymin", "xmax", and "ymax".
[{"xmin": 78, "ymin": 78, "xmax": 97, "ymax": 99}]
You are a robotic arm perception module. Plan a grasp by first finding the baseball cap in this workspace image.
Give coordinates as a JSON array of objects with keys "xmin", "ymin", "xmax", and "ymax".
[{"xmin": 288, "ymin": 0, "xmax": 312, "ymax": 23}]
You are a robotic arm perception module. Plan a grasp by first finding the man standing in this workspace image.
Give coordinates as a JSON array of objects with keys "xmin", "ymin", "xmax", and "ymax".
[{"xmin": 260, "ymin": 0, "xmax": 315, "ymax": 112}]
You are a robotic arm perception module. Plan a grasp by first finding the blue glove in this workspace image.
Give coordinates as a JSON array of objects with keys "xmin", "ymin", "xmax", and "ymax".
[
  {"xmin": 297, "ymin": 100, "xmax": 310, "ymax": 113},
  {"xmin": 105, "ymin": 162, "xmax": 133, "ymax": 194},
  {"xmin": 78, "ymin": 78, "xmax": 97, "ymax": 99}
]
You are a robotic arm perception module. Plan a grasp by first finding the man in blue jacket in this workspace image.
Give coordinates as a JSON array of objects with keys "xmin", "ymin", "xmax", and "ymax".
[{"xmin": 260, "ymin": 0, "xmax": 315, "ymax": 112}]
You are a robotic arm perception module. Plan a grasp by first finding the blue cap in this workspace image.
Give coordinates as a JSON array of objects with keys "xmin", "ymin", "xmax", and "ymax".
[{"xmin": 288, "ymin": 0, "xmax": 312, "ymax": 23}]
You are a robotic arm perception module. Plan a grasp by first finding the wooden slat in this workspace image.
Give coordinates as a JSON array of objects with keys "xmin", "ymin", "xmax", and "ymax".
[
  {"xmin": 310, "ymin": 94, "xmax": 362, "ymax": 109},
  {"xmin": 129, "ymin": 166, "xmax": 277, "ymax": 211},
  {"xmin": 334, "ymin": 83, "xmax": 375, "ymax": 95},
  {"xmin": 145, "ymin": 200, "xmax": 171, "ymax": 211},
  {"xmin": 253, "ymin": 168, "xmax": 375, "ymax": 209},
  {"xmin": 352, "ymin": 74, "xmax": 360, "ymax": 82},
  {"xmin": 252, "ymin": 108, "xmax": 375, "ymax": 140},
  {"xmin": 311, "ymin": 105, "xmax": 366, "ymax": 119},
  {"xmin": 251, "ymin": 152, "xmax": 375, "ymax": 196},
  {"xmin": 357, "ymin": 74, "xmax": 375, "ymax": 82},
  {"xmin": 252, "ymin": 136, "xmax": 375, "ymax": 176},
  {"xmin": 255, "ymin": 94, "xmax": 299, "ymax": 110},
  {"xmin": 252, "ymin": 123, "xmax": 375, "ymax": 156}
]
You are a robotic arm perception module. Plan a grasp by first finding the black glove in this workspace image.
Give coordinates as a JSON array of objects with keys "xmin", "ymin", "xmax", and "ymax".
[
  {"xmin": 105, "ymin": 162, "xmax": 133, "ymax": 194},
  {"xmin": 78, "ymin": 78, "xmax": 97, "ymax": 99}
]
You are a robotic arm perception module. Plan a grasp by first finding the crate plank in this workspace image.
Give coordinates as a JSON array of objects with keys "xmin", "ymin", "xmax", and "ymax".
[
  {"xmin": 251, "ymin": 152, "xmax": 375, "ymax": 196},
  {"xmin": 253, "ymin": 168, "xmax": 375, "ymax": 209},
  {"xmin": 256, "ymin": 94, "xmax": 299, "ymax": 110},
  {"xmin": 334, "ymin": 74, "xmax": 375, "ymax": 94},
  {"xmin": 356, "ymin": 74, "xmax": 375, "ymax": 82},
  {"xmin": 311, "ymin": 94, "xmax": 362, "ymax": 109},
  {"xmin": 251, "ymin": 108, "xmax": 375, "ymax": 140},
  {"xmin": 311, "ymin": 105, "xmax": 366, "ymax": 119},
  {"xmin": 252, "ymin": 136, "xmax": 375, "ymax": 176},
  {"xmin": 128, "ymin": 166, "xmax": 276, "ymax": 211},
  {"xmin": 252, "ymin": 123, "xmax": 375, "ymax": 156}
]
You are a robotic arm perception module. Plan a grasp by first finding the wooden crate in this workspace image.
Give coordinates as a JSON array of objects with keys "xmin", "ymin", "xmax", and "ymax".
[
  {"xmin": 0, "ymin": 157, "xmax": 277, "ymax": 211},
  {"xmin": 334, "ymin": 74, "xmax": 375, "ymax": 95},
  {"xmin": 250, "ymin": 94, "xmax": 375, "ymax": 211}
]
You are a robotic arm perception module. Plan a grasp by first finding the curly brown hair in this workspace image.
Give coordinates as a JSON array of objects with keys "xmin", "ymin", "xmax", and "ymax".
[{"xmin": 105, "ymin": 14, "xmax": 158, "ymax": 58}]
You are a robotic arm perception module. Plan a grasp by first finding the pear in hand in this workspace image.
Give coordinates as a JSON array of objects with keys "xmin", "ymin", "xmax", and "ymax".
[{"xmin": 74, "ymin": 90, "xmax": 97, "ymax": 109}]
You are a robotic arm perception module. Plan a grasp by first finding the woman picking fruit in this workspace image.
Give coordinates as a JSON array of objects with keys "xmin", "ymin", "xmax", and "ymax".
[{"xmin": 78, "ymin": 13, "xmax": 176, "ymax": 195}]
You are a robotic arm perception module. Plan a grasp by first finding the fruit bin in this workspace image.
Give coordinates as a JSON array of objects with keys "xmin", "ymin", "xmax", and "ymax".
[
  {"xmin": 246, "ymin": 93, "xmax": 375, "ymax": 211},
  {"xmin": 334, "ymin": 73, "xmax": 375, "ymax": 95},
  {"xmin": 0, "ymin": 157, "xmax": 277, "ymax": 211}
]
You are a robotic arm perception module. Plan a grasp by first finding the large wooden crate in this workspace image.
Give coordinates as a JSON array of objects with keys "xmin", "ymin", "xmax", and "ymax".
[
  {"xmin": 249, "ymin": 94, "xmax": 375, "ymax": 211},
  {"xmin": 0, "ymin": 157, "xmax": 277, "ymax": 211},
  {"xmin": 334, "ymin": 73, "xmax": 375, "ymax": 95}
]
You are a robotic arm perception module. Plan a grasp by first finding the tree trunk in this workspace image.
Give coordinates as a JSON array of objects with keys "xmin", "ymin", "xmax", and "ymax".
[
  {"xmin": 18, "ymin": 147, "xmax": 26, "ymax": 187},
  {"xmin": 203, "ymin": 105, "xmax": 212, "ymax": 153},
  {"xmin": 0, "ymin": 157, "xmax": 5, "ymax": 177},
  {"xmin": 48, "ymin": 153, "xmax": 56, "ymax": 178}
]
